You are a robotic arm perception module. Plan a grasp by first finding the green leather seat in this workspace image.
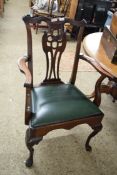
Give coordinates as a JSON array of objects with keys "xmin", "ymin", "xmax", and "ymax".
[{"xmin": 31, "ymin": 84, "xmax": 103, "ymax": 128}]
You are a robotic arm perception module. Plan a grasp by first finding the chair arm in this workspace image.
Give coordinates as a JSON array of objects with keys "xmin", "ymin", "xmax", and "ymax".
[
  {"xmin": 18, "ymin": 56, "xmax": 32, "ymax": 87},
  {"xmin": 79, "ymin": 54, "xmax": 114, "ymax": 79},
  {"xmin": 18, "ymin": 56, "xmax": 32, "ymax": 124},
  {"xmin": 79, "ymin": 54, "xmax": 115, "ymax": 106}
]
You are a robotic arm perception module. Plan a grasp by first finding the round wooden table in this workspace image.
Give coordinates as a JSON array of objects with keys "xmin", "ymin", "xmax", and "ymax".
[{"xmin": 83, "ymin": 32, "xmax": 117, "ymax": 103}]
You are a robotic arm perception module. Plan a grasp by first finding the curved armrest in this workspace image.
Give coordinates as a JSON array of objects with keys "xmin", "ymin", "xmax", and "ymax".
[
  {"xmin": 18, "ymin": 56, "xmax": 32, "ymax": 87},
  {"xmin": 79, "ymin": 54, "xmax": 115, "ymax": 106},
  {"xmin": 18, "ymin": 56, "xmax": 33, "ymax": 124},
  {"xmin": 79, "ymin": 54, "xmax": 114, "ymax": 79}
]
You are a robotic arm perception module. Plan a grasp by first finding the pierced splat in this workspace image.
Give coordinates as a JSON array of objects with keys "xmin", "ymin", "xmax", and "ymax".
[{"xmin": 42, "ymin": 22, "xmax": 67, "ymax": 84}]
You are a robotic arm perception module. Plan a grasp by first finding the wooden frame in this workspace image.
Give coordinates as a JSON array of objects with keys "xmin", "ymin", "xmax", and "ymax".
[{"xmin": 18, "ymin": 15, "xmax": 105, "ymax": 167}]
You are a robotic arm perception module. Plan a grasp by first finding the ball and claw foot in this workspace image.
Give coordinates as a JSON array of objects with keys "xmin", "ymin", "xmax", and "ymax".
[
  {"xmin": 25, "ymin": 128, "xmax": 43, "ymax": 167},
  {"xmin": 85, "ymin": 124, "xmax": 103, "ymax": 152},
  {"xmin": 85, "ymin": 144, "xmax": 92, "ymax": 152},
  {"xmin": 25, "ymin": 158, "xmax": 33, "ymax": 167},
  {"xmin": 25, "ymin": 147, "xmax": 34, "ymax": 167}
]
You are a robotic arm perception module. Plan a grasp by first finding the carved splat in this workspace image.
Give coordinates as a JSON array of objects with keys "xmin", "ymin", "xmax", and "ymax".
[{"xmin": 42, "ymin": 22, "xmax": 67, "ymax": 83}]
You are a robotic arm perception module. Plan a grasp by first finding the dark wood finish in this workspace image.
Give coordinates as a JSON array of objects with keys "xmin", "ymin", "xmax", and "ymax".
[
  {"xmin": 25, "ymin": 117, "xmax": 103, "ymax": 167},
  {"xmin": 18, "ymin": 15, "xmax": 104, "ymax": 167},
  {"xmin": 88, "ymin": 82, "xmax": 117, "ymax": 103},
  {"xmin": 85, "ymin": 123, "xmax": 102, "ymax": 151},
  {"xmin": 25, "ymin": 128, "xmax": 43, "ymax": 167}
]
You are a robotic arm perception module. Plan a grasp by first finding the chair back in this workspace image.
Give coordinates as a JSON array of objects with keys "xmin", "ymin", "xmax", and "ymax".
[{"xmin": 23, "ymin": 15, "xmax": 86, "ymax": 86}]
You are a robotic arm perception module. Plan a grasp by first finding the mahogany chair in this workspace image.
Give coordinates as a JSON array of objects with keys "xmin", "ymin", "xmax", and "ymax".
[{"xmin": 18, "ymin": 15, "xmax": 104, "ymax": 167}]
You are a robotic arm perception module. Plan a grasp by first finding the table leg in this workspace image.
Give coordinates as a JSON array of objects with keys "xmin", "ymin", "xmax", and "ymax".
[
  {"xmin": 89, "ymin": 79, "xmax": 117, "ymax": 104},
  {"xmin": 100, "ymin": 81, "xmax": 117, "ymax": 102}
]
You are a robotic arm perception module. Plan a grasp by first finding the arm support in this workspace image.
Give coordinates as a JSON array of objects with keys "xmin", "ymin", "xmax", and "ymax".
[
  {"xmin": 18, "ymin": 56, "xmax": 33, "ymax": 124},
  {"xmin": 79, "ymin": 54, "xmax": 114, "ymax": 106},
  {"xmin": 79, "ymin": 54, "xmax": 114, "ymax": 79},
  {"xmin": 18, "ymin": 55, "xmax": 32, "ymax": 87}
]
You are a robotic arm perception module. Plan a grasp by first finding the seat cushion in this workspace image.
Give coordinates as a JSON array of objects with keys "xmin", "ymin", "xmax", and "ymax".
[{"xmin": 31, "ymin": 84, "xmax": 103, "ymax": 128}]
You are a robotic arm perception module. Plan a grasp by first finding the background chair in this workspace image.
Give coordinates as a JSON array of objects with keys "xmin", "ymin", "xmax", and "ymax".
[
  {"xmin": 18, "ymin": 15, "xmax": 104, "ymax": 167},
  {"xmin": 29, "ymin": 0, "xmax": 71, "ymax": 33},
  {"xmin": 30, "ymin": 0, "xmax": 70, "ymax": 17}
]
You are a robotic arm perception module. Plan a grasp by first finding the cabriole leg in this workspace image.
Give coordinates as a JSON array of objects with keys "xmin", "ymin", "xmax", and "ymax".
[
  {"xmin": 85, "ymin": 124, "xmax": 103, "ymax": 152},
  {"xmin": 25, "ymin": 128, "xmax": 43, "ymax": 167}
]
